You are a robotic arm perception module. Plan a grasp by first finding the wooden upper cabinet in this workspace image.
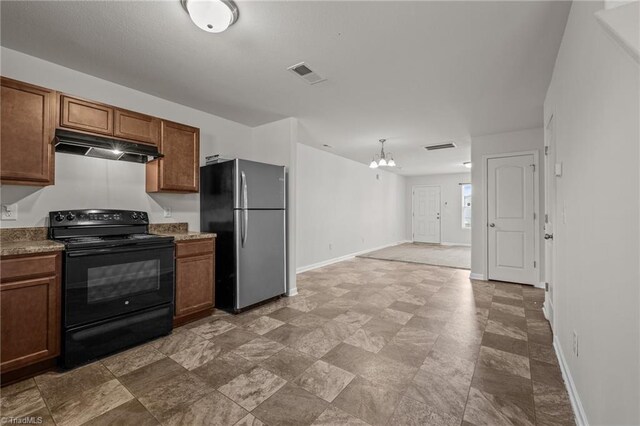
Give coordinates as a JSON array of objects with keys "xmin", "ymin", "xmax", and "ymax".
[
  {"xmin": 1, "ymin": 76, "xmax": 199, "ymax": 191},
  {"xmin": 146, "ymin": 120, "xmax": 199, "ymax": 193},
  {"xmin": 0, "ymin": 77, "xmax": 55, "ymax": 186},
  {"xmin": 114, "ymin": 108, "xmax": 160, "ymax": 146},
  {"xmin": 60, "ymin": 95, "xmax": 113, "ymax": 136}
]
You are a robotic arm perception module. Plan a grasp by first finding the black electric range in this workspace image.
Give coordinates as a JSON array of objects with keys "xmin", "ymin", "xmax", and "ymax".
[{"xmin": 49, "ymin": 209, "xmax": 175, "ymax": 368}]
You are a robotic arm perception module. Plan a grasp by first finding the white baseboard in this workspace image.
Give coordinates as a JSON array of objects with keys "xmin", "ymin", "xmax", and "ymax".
[
  {"xmin": 553, "ymin": 335, "xmax": 589, "ymax": 426},
  {"xmin": 543, "ymin": 298, "xmax": 554, "ymax": 326},
  {"xmin": 469, "ymin": 272, "xmax": 486, "ymax": 281},
  {"xmin": 535, "ymin": 281, "xmax": 546, "ymax": 289},
  {"xmin": 296, "ymin": 240, "xmax": 410, "ymax": 274},
  {"xmin": 441, "ymin": 242, "xmax": 472, "ymax": 247},
  {"xmin": 285, "ymin": 288, "xmax": 298, "ymax": 297}
]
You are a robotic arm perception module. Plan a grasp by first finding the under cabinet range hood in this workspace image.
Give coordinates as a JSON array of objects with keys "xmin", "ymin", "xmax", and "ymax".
[{"xmin": 54, "ymin": 129, "xmax": 163, "ymax": 163}]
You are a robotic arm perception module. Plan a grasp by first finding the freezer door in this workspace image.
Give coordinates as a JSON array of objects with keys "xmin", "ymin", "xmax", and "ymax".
[
  {"xmin": 235, "ymin": 159, "xmax": 286, "ymax": 209},
  {"xmin": 235, "ymin": 209, "xmax": 286, "ymax": 310}
]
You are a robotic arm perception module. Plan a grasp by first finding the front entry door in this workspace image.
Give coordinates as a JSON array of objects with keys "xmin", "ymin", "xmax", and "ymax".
[
  {"xmin": 487, "ymin": 154, "xmax": 537, "ymax": 285},
  {"xmin": 413, "ymin": 186, "xmax": 440, "ymax": 243}
]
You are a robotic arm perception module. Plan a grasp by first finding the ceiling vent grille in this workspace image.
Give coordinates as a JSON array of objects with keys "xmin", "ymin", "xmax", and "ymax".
[
  {"xmin": 424, "ymin": 142, "xmax": 457, "ymax": 151},
  {"xmin": 287, "ymin": 62, "xmax": 326, "ymax": 85}
]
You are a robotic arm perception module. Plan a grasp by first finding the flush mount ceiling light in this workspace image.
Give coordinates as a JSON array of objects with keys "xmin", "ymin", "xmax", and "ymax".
[
  {"xmin": 181, "ymin": 0, "xmax": 239, "ymax": 33},
  {"xmin": 369, "ymin": 139, "xmax": 397, "ymax": 169}
]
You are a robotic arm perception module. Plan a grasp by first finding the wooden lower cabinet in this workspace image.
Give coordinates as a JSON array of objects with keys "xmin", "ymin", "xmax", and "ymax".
[
  {"xmin": 174, "ymin": 238, "xmax": 215, "ymax": 326},
  {"xmin": 0, "ymin": 252, "xmax": 61, "ymax": 375}
]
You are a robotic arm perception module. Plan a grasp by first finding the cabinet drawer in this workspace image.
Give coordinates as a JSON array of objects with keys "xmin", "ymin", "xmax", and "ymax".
[
  {"xmin": 1, "ymin": 253, "xmax": 59, "ymax": 282},
  {"xmin": 175, "ymin": 239, "xmax": 214, "ymax": 258},
  {"xmin": 60, "ymin": 95, "xmax": 113, "ymax": 136},
  {"xmin": 114, "ymin": 108, "xmax": 160, "ymax": 145}
]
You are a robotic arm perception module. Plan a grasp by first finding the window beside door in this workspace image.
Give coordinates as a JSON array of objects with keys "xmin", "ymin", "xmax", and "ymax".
[{"xmin": 461, "ymin": 184, "xmax": 472, "ymax": 228}]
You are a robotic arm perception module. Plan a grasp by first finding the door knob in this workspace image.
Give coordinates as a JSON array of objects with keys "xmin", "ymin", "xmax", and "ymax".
[
  {"xmin": 544, "ymin": 233, "xmax": 554, "ymax": 240},
  {"xmin": 489, "ymin": 223, "xmax": 495, "ymax": 227}
]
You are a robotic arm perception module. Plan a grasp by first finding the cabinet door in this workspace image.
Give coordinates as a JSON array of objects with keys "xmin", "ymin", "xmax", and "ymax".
[
  {"xmin": 147, "ymin": 120, "xmax": 199, "ymax": 192},
  {"xmin": 114, "ymin": 108, "xmax": 160, "ymax": 146},
  {"xmin": 60, "ymin": 95, "xmax": 113, "ymax": 136},
  {"xmin": 1, "ymin": 276, "xmax": 60, "ymax": 372},
  {"xmin": 175, "ymin": 253, "xmax": 214, "ymax": 318},
  {"xmin": 0, "ymin": 77, "xmax": 55, "ymax": 185}
]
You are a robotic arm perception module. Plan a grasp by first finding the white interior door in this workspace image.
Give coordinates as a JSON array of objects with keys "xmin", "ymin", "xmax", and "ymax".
[
  {"xmin": 487, "ymin": 154, "xmax": 537, "ymax": 285},
  {"xmin": 544, "ymin": 116, "xmax": 556, "ymax": 324},
  {"xmin": 413, "ymin": 186, "xmax": 440, "ymax": 243}
]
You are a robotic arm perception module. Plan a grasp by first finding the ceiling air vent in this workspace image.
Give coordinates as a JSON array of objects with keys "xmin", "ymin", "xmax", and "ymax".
[
  {"xmin": 424, "ymin": 142, "xmax": 457, "ymax": 151},
  {"xmin": 287, "ymin": 62, "xmax": 326, "ymax": 85}
]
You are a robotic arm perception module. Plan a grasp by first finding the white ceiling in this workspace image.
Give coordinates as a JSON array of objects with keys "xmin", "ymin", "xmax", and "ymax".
[{"xmin": 0, "ymin": 1, "xmax": 570, "ymax": 175}]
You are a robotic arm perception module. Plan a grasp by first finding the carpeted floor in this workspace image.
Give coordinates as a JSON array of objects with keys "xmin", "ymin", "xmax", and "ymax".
[{"xmin": 358, "ymin": 242, "xmax": 471, "ymax": 270}]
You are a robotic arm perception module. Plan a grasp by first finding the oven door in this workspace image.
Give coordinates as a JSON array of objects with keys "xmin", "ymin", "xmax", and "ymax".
[{"xmin": 64, "ymin": 243, "xmax": 174, "ymax": 328}]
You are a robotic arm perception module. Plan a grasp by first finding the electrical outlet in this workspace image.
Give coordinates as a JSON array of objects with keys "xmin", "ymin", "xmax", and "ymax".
[
  {"xmin": 1, "ymin": 204, "xmax": 18, "ymax": 221},
  {"xmin": 572, "ymin": 330, "xmax": 579, "ymax": 357},
  {"xmin": 163, "ymin": 207, "xmax": 172, "ymax": 218}
]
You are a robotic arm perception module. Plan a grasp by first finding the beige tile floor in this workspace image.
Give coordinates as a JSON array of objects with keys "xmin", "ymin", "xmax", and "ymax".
[{"xmin": 0, "ymin": 258, "xmax": 574, "ymax": 426}]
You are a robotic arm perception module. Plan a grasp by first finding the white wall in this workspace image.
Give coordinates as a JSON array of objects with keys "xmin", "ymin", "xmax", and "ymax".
[
  {"xmin": 0, "ymin": 47, "xmax": 252, "ymax": 231},
  {"xmin": 544, "ymin": 2, "xmax": 639, "ymax": 424},
  {"xmin": 250, "ymin": 118, "xmax": 299, "ymax": 295},
  {"xmin": 405, "ymin": 173, "xmax": 471, "ymax": 245},
  {"xmin": 470, "ymin": 127, "xmax": 545, "ymax": 281},
  {"xmin": 296, "ymin": 143, "xmax": 406, "ymax": 271}
]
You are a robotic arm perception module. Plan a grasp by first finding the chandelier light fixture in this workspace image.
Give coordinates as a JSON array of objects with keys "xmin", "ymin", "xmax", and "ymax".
[
  {"xmin": 369, "ymin": 139, "xmax": 397, "ymax": 169},
  {"xmin": 181, "ymin": 0, "xmax": 239, "ymax": 33}
]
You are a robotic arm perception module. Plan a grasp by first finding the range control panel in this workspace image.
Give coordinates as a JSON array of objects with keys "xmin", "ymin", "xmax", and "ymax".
[{"xmin": 48, "ymin": 209, "xmax": 149, "ymax": 227}]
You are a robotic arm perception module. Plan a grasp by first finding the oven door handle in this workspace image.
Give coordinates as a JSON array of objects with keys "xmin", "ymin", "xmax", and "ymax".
[{"xmin": 67, "ymin": 243, "xmax": 174, "ymax": 257}]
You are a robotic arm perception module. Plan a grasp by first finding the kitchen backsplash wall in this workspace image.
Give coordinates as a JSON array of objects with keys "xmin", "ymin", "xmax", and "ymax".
[{"xmin": 0, "ymin": 154, "xmax": 201, "ymax": 229}]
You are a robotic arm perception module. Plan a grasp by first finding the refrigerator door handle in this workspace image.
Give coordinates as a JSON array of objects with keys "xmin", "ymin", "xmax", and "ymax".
[
  {"xmin": 241, "ymin": 171, "xmax": 248, "ymax": 209},
  {"xmin": 241, "ymin": 171, "xmax": 248, "ymax": 247},
  {"xmin": 242, "ymin": 209, "xmax": 249, "ymax": 247}
]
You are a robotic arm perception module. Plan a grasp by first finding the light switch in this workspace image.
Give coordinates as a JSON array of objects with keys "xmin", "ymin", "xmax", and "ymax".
[
  {"xmin": 1, "ymin": 204, "xmax": 18, "ymax": 221},
  {"xmin": 555, "ymin": 162, "xmax": 563, "ymax": 176}
]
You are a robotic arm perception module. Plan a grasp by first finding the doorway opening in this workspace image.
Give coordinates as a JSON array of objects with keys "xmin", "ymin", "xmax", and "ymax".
[{"xmin": 360, "ymin": 183, "xmax": 471, "ymax": 270}]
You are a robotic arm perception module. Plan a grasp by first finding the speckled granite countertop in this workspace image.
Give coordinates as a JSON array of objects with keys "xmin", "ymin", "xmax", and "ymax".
[
  {"xmin": 0, "ymin": 227, "xmax": 65, "ymax": 256},
  {"xmin": 0, "ymin": 223, "xmax": 215, "ymax": 256},
  {"xmin": 149, "ymin": 223, "xmax": 216, "ymax": 242}
]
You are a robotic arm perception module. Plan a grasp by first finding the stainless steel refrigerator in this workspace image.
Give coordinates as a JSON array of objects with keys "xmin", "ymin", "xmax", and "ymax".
[{"xmin": 200, "ymin": 159, "xmax": 286, "ymax": 312}]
